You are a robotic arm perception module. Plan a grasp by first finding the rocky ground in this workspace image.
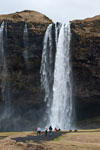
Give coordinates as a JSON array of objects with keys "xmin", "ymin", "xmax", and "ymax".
[{"xmin": 0, "ymin": 129, "xmax": 100, "ymax": 150}]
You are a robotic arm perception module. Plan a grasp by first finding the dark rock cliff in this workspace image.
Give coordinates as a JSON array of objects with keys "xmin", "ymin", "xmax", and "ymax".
[
  {"xmin": 0, "ymin": 10, "xmax": 100, "ymax": 130},
  {"xmin": 0, "ymin": 10, "xmax": 52, "ymax": 131},
  {"xmin": 71, "ymin": 15, "xmax": 100, "ymax": 126}
]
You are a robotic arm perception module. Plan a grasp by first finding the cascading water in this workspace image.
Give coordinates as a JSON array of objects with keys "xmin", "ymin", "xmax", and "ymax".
[
  {"xmin": 23, "ymin": 23, "xmax": 29, "ymax": 68},
  {"xmin": 0, "ymin": 21, "xmax": 12, "ymax": 122},
  {"xmin": 41, "ymin": 23, "xmax": 73, "ymax": 130},
  {"xmin": 40, "ymin": 24, "xmax": 55, "ymax": 124},
  {"xmin": 50, "ymin": 24, "xmax": 72, "ymax": 129},
  {"xmin": 41, "ymin": 24, "xmax": 53, "ymax": 102},
  {"xmin": 0, "ymin": 21, "xmax": 8, "ymax": 102}
]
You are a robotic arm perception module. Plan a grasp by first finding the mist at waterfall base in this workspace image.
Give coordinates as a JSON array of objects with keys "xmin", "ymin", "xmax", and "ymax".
[{"xmin": 41, "ymin": 23, "xmax": 75, "ymax": 130}]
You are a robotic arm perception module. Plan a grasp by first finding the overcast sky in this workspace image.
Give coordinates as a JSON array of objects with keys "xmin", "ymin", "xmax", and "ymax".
[{"xmin": 0, "ymin": 0, "xmax": 100, "ymax": 23}]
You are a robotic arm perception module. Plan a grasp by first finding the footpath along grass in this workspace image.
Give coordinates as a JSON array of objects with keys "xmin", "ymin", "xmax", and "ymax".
[{"xmin": 0, "ymin": 129, "xmax": 100, "ymax": 150}]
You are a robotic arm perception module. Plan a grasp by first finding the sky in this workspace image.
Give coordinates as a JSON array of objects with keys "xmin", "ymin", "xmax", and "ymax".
[{"xmin": 0, "ymin": 0, "xmax": 100, "ymax": 23}]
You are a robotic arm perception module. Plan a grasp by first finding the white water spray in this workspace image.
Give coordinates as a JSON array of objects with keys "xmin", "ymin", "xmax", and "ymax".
[
  {"xmin": 41, "ymin": 24, "xmax": 53, "ymax": 103},
  {"xmin": 41, "ymin": 23, "xmax": 73, "ymax": 129},
  {"xmin": 50, "ymin": 24, "xmax": 72, "ymax": 129},
  {"xmin": 23, "ymin": 23, "xmax": 29, "ymax": 68},
  {"xmin": 0, "ymin": 21, "xmax": 8, "ymax": 102},
  {"xmin": 0, "ymin": 21, "xmax": 12, "ymax": 123}
]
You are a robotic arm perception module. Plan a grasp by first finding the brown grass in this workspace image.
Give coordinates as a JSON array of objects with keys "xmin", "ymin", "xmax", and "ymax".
[
  {"xmin": 0, "ymin": 10, "xmax": 52, "ymax": 24},
  {"xmin": 0, "ymin": 129, "xmax": 100, "ymax": 150},
  {"xmin": 72, "ymin": 15, "xmax": 100, "ymax": 23}
]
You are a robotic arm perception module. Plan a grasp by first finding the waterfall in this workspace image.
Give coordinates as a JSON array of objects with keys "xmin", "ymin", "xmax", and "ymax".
[
  {"xmin": 41, "ymin": 24, "xmax": 53, "ymax": 102},
  {"xmin": 0, "ymin": 21, "xmax": 12, "ymax": 127},
  {"xmin": 23, "ymin": 23, "xmax": 29, "ymax": 68},
  {"xmin": 40, "ymin": 24, "xmax": 54, "ymax": 124},
  {"xmin": 41, "ymin": 23, "xmax": 73, "ymax": 130},
  {"xmin": 50, "ymin": 24, "xmax": 72, "ymax": 129},
  {"xmin": 0, "ymin": 21, "xmax": 8, "ymax": 102}
]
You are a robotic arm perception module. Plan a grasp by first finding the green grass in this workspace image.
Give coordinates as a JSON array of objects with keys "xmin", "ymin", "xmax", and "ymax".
[{"xmin": 53, "ymin": 135, "xmax": 64, "ymax": 141}]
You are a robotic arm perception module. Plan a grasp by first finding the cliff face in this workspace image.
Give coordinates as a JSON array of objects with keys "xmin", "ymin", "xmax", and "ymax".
[
  {"xmin": 0, "ymin": 10, "xmax": 100, "ymax": 130},
  {"xmin": 71, "ymin": 16, "xmax": 100, "ymax": 122},
  {"xmin": 0, "ymin": 10, "xmax": 52, "ymax": 131}
]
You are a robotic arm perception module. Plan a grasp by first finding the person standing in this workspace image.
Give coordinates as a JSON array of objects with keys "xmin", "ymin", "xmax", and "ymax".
[
  {"xmin": 37, "ymin": 127, "xmax": 41, "ymax": 136},
  {"xmin": 45, "ymin": 128, "xmax": 48, "ymax": 136},
  {"xmin": 49, "ymin": 126, "xmax": 52, "ymax": 136}
]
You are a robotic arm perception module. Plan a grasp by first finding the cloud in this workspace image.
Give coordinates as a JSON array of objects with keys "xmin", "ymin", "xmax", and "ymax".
[{"xmin": 0, "ymin": 0, "xmax": 100, "ymax": 23}]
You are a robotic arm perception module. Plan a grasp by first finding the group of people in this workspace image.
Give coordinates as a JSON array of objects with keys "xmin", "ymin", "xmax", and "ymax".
[
  {"xmin": 45, "ymin": 125, "xmax": 53, "ymax": 136},
  {"xmin": 35, "ymin": 126, "xmax": 60, "ymax": 136}
]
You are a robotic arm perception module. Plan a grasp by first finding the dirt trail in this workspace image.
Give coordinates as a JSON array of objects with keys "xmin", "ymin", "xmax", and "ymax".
[{"xmin": 0, "ymin": 130, "xmax": 100, "ymax": 150}]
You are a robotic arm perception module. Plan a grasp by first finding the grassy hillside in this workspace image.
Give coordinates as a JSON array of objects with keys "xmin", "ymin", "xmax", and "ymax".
[{"xmin": 0, "ymin": 10, "xmax": 53, "ymax": 23}]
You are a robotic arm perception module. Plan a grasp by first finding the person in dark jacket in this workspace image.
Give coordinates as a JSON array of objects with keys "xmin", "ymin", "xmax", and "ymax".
[
  {"xmin": 49, "ymin": 126, "xmax": 52, "ymax": 136},
  {"xmin": 45, "ymin": 128, "xmax": 48, "ymax": 136}
]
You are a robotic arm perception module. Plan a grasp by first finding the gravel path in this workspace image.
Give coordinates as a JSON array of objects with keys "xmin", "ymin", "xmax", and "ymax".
[{"xmin": 11, "ymin": 131, "xmax": 65, "ymax": 143}]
